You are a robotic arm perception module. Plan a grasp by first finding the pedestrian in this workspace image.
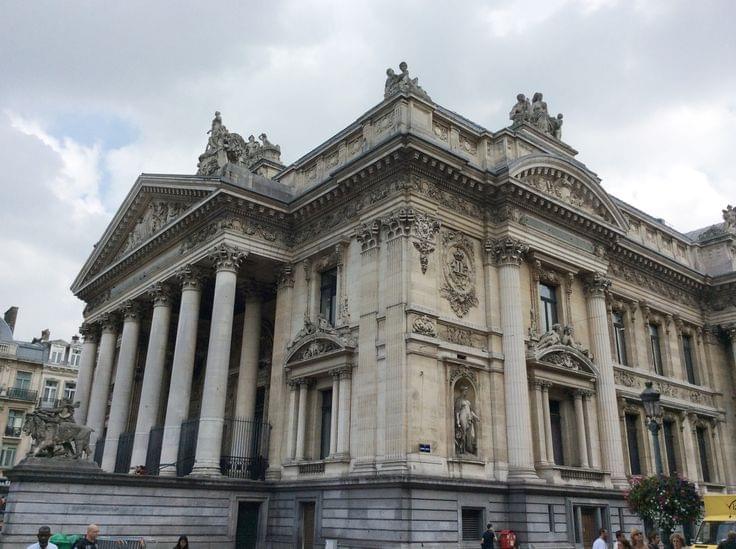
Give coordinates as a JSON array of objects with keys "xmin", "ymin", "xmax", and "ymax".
[
  {"xmin": 718, "ymin": 531, "xmax": 736, "ymax": 549},
  {"xmin": 174, "ymin": 535, "xmax": 189, "ymax": 549},
  {"xmin": 669, "ymin": 532, "xmax": 686, "ymax": 549},
  {"xmin": 630, "ymin": 528, "xmax": 646, "ymax": 549},
  {"xmin": 71, "ymin": 524, "xmax": 99, "ymax": 549},
  {"xmin": 593, "ymin": 528, "xmax": 609, "ymax": 549},
  {"xmin": 480, "ymin": 523, "xmax": 495, "ymax": 549},
  {"xmin": 615, "ymin": 530, "xmax": 633, "ymax": 549},
  {"xmin": 646, "ymin": 531, "xmax": 661, "ymax": 548},
  {"xmin": 28, "ymin": 526, "xmax": 58, "ymax": 549}
]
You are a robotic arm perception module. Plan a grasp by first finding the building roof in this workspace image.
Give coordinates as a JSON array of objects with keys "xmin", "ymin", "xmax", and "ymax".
[{"xmin": 0, "ymin": 317, "xmax": 12, "ymax": 342}]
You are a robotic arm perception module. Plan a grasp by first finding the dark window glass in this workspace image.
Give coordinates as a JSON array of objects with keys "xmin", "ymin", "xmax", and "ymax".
[
  {"xmin": 550, "ymin": 400, "xmax": 564, "ymax": 465},
  {"xmin": 548, "ymin": 504, "xmax": 555, "ymax": 532},
  {"xmin": 612, "ymin": 311, "xmax": 628, "ymax": 365},
  {"xmin": 319, "ymin": 268, "xmax": 338, "ymax": 327},
  {"xmin": 540, "ymin": 284, "xmax": 558, "ymax": 334},
  {"xmin": 663, "ymin": 420, "xmax": 678, "ymax": 474},
  {"xmin": 461, "ymin": 508, "xmax": 483, "ymax": 541},
  {"xmin": 696, "ymin": 426, "xmax": 711, "ymax": 483},
  {"xmin": 649, "ymin": 324, "xmax": 663, "ymax": 375},
  {"xmin": 320, "ymin": 389, "xmax": 332, "ymax": 460},
  {"xmin": 682, "ymin": 335, "xmax": 697, "ymax": 385},
  {"xmin": 625, "ymin": 414, "xmax": 642, "ymax": 475}
]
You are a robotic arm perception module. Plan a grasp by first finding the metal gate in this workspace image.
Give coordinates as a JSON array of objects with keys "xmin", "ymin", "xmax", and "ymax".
[
  {"xmin": 176, "ymin": 419, "xmax": 198, "ymax": 477},
  {"xmin": 114, "ymin": 432, "xmax": 134, "ymax": 473},
  {"xmin": 145, "ymin": 425, "xmax": 164, "ymax": 475}
]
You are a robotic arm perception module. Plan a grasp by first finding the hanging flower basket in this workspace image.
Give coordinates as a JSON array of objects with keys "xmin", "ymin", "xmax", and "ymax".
[{"xmin": 625, "ymin": 474, "xmax": 703, "ymax": 534}]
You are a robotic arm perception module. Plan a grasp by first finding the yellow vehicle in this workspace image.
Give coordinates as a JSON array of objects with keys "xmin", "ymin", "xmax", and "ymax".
[{"xmin": 691, "ymin": 494, "xmax": 736, "ymax": 548}]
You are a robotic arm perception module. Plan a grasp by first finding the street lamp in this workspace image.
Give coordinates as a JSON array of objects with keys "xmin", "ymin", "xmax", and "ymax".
[{"xmin": 641, "ymin": 381, "xmax": 664, "ymax": 475}]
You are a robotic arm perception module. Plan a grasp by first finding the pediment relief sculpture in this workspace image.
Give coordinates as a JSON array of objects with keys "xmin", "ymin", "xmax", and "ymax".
[
  {"xmin": 118, "ymin": 200, "xmax": 189, "ymax": 257},
  {"xmin": 440, "ymin": 230, "xmax": 479, "ymax": 317}
]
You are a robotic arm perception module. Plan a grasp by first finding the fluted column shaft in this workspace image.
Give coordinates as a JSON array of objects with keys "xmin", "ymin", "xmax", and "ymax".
[
  {"xmin": 159, "ymin": 266, "xmax": 203, "ymax": 476},
  {"xmin": 74, "ymin": 324, "xmax": 99, "ymax": 425},
  {"xmin": 130, "ymin": 285, "xmax": 173, "ymax": 470},
  {"xmin": 585, "ymin": 273, "xmax": 627, "ymax": 486},
  {"xmin": 102, "ymin": 303, "xmax": 141, "ymax": 472},
  {"xmin": 234, "ymin": 296, "xmax": 261, "ymax": 420},
  {"xmin": 489, "ymin": 238, "xmax": 537, "ymax": 480},
  {"xmin": 295, "ymin": 381, "xmax": 308, "ymax": 460},
  {"xmin": 336, "ymin": 369, "xmax": 352, "ymax": 456},
  {"xmin": 573, "ymin": 391, "xmax": 589, "ymax": 468},
  {"xmin": 329, "ymin": 373, "xmax": 339, "ymax": 456},
  {"xmin": 533, "ymin": 382, "xmax": 548, "ymax": 464},
  {"xmin": 584, "ymin": 392, "xmax": 601, "ymax": 469},
  {"xmin": 542, "ymin": 383, "xmax": 554, "ymax": 464},
  {"xmin": 86, "ymin": 315, "xmax": 119, "ymax": 447},
  {"xmin": 192, "ymin": 244, "xmax": 246, "ymax": 476},
  {"xmin": 286, "ymin": 382, "xmax": 299, "ymax": 460}
]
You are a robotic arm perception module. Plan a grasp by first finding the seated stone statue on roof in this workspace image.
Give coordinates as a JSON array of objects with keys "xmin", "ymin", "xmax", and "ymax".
[
  {"xmin": 384, "ymin": 61, "xmax": 431, "ymax": 101},
  {"xmin": 509, "ymin": 92, "xmax": 564, "ymax": 140}
]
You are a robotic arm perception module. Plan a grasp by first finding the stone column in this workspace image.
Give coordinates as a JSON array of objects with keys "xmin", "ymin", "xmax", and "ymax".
[
  {"xmin": 583, "ymin": 390, "xmax": 601, "ymax": 469},
  {"xmin": 234, "ymin": 291, "xmax": 262, "ymax": 420},
  {"xmin": 101, "ymin": 301, "xmax": 141, "ymax": 472},
  {"xmin": 86, "ymin": 313, "xmax": 119, "ymax": 447},
  {"xmin": 710, "ymin": 420, "xmax": 725, "ymax": 483},
  {"xmin": 532, "ymin": 381, "xmax": 548, "ymax": 464},
  {"xmin": 74, "ymin": 323, "xmax": 99, "ymax": 424},
  {"xmin": 159, "ymin": 265, "xmax": 204, "ymax": 476},
  {"xmin": 191, "ymin": 244, "xmax": 246, "ymax": 476},
  {"xmin": 488, "ymin": 237, "xmax": 538, "ymax": 481},
  {"xmin": 541, "ymin": 382, "xmax": 554, "ymax": 465},
  {"xmin": 295, "ymin": 380, "xmax": 308, "ymax": 461},
  {"xmin": 336, "ymin": 368, "xmax": 352, "ymax": 457},
  {"xmin": 329, "ymin": 371, "xmax": 340, "ymax": 456},
  {"xmin": 573, "ymin": 390, "xmax": 590, "ymax": 468},
  {"xmin": 584, "ymin": 273, "xmax": 627, "ymax": 486},
  {"xmin": 285, "ymin": 380, "xmax": 299, "ymax": 461},
  {"xmin": 129, "ymin": 283, "xmax": 173, "ymax": 470}
]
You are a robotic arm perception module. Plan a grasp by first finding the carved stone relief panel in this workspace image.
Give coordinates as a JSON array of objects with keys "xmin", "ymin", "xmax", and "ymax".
[
  {"xmin": 440, "ymin": 230, "xmax": 479, "ymax": 317},
  {"xmin": 119, "ymin": 200, "xmax": 189, "ymax": 257}
]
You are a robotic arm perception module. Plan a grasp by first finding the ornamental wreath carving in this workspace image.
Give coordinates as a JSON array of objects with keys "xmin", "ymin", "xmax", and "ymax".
[
  {"xmin": 411, "ymin": 315, "xmax": 436, "ymax": 337},
  {"xmin": 440, "ymin": 231, "xmax": 479, "ymax": 317}
]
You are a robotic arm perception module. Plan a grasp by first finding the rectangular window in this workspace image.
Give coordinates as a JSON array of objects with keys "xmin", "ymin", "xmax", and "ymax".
[
  {"xmin": 63, "ymin": 382, "xmax": 76, "ymax": 402},
  {"xmin": 539, "ymin": 283, "xmax": 559, "ymax": 334},
  {"xmin": 696, "ymin": 426, "xmax": 711, "ymax": 483},
  {"xmin": 612, "ymin": 311, "xmax": 628, "ymax": 365},
  {"xmin": 319, "ymin": 389, "xmax": 333, "ymax": 460},
  {"xmin": 43, "ymin": 380, "xmax": 58, "ymax": 402},
  {"xmin": 682, "ymin": 335, "xmax": 696, "ymax": 385},
  {"xmin": 549, "ymin": 400, "xmax": 564, "ymax": 465},
  {"xmin": 69, "ymin": 349, "xmax": 81, "ymax": 367},
  {"xmin": 319, "ymin": 268, "xmax": 338, "ymax": 327},
  {"xmin": 461, "ymin": 508, "xmax": 484, "ymax": 541},
  {"xmin": 663, "ymin": 420, "xmax": 678, "ymax": 474},
  {"xmin": 50, "ymin": 346, "xmax": 65, "ymax": 363},
  {"xmin": 625, "ymin": 414, "xmax": 642, "ymax": 475},
  {"xmin": 649, "ymin": 324, "xmax": 663, "ymax": 375},
  {"xmin": 5, "ymin": 410, "xmax": 24, "ymax": 437},
  {"xmin": 0, "ymin": 446, "xmax": 16, "ymax": 467},
  {"xmin": 13, "ymin": 371, "xmax": 31, "ymax": 390}
]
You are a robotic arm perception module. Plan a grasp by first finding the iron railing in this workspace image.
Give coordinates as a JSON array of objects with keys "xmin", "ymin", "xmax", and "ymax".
[
  {"xmin": 4, "ymin": 387, "xmax": 37, "ymax": 401},
  {"xmin": 93, "ymin": 438, "xmax": 105, "ymax": 466},
  {"xmin": 176, "ymin": 419, "xmax": 199, "ymax": 477},
  {"xmin": 114, "ymin": 432, "xmax": 135, "ymax": 474},
  {"xmin": 220, "ymin": 417, "xmax": 270, "ymax": 480},
  {"xmin": 144, "ymin": 425, "xmax": 164, "ymax": 475}
]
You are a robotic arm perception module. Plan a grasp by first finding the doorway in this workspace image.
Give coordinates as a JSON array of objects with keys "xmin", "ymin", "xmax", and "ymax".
[
  {"xmin": 235, "ymin": 501, "xmax": 261, "ymax": 548},
  {"xmin": 299, "ymin": 501, "xmax": 316, "ymax": 549}
]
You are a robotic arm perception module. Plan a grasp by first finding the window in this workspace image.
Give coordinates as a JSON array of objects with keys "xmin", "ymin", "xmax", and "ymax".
[
  {"xmin": 13, "ymin": 371, "xmax": 31, "ymax": 390},
  {"xmin": 663, "ymin": 420, "xmax": 678, "ymax": 474},
  {"xmin": 69, "ymin": 349, "xmax": 81, "ymax": 367},
  {"xmin": 319, "ymin": 268, "xmax": 338, "ymax": 327},
  {"xmin": 549, "ymin": 400, "xmax": 564, "ymax": 465},
  {"xmin": 5, "ymin": 410, "xmax": 24, "ymax": 437},
  {"xmin": 461, "ymin": 508, "xmax": 484, "ymax": 541},
  {"xmin": 0, "ymin": 446, "xmax": 16, "ymax": 467},
  {"xmin": 42, "ymin": 380, "xmax": 58, "ymax": 402},
  {"xmin": 649, "ymin": 324, "xmax": 663, "ymax": 375},
  {"xmin": 63, "ymin": 382, "xmax": 76, "ymax": 402},
  {"xmin": 539, "ymin": 283, "xmax": 558, "ymax": 333},
  {"xmin": 696, "ymin": 426, "xmax": 711, "ymax": 483},
  {"xmin": 682, "ymin": 335, "xmax": 696, "ymax": 385},
  {"xmin": 319, "ymin": 389, "xmax": 333, "ymax": 460},
  {"xmin": 50, "ymin": 345, "xmax": 65, "ymax": 364},
  {"xmin": 625, "ymin": 414, "xmax": 642, "ymax": 475},
  {"xmin": 612, "ymin": 311, "xmax": 628, "ymax": 365}
]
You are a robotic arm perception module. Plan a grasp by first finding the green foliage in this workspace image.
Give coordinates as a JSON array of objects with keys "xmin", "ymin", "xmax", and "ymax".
[{"xmin": 626, "ymin": 475, "xmax": 703, "ymax": 532}]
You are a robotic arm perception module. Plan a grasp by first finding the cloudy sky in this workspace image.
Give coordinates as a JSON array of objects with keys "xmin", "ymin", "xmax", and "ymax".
[{"xmin": 1, "ymin": 0, "xmax": 734, "ymax": 341}]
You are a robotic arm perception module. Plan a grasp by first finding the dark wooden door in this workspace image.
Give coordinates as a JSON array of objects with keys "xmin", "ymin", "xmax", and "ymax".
[
  {"xmin": 235, "ymin": 501, "xmax": 260, "ymax": 548},
  {"xmin": 581, "ymin": 508, "xmax": 597, "ymax": 548},
  {"xmin": 300, "ymin": 502, "xmax": 316, "ymax": 549}
]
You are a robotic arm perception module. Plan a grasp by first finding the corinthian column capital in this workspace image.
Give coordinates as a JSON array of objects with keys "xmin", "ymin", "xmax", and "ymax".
[
  {"xmin": 120, "ymin": 300, "xmax": 142, "ymax": 321},
  {"xmin": 584, "ymin": 272, "xmax": 612, "ymax": 296},
  {"xmin": 148, "ymin": 282, "xmax": 174, "ymax": 307},
  {"xmin": 176, "ymin": 264, "xmax": 206, "ymax": 290},
  {"xmin": 98, "ymin": 312, "xmax": 119, "ymax": 334},
  {"xmin": 486, "ymin": 236, "xmax": 529, "ymax": 266},
  {"xmin": 79, "ymin": 322, "xmax": 99, "ymax": 344},
  {"xmin": 209, "ymin": 243, "xmax": 247, "ymax": 272},
  {"xmin": 277, "ymin": 263, "xmax": 295, "ymax": 289}
]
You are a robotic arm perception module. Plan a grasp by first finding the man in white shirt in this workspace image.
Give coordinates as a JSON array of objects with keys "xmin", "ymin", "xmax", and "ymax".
[
  {"xmin": 27, "ymin": 526, "xmax": 58, "ymax": 549},
  {"xmin": 592, "ymin": 528, "xmax": 609, "ymax": 549}
]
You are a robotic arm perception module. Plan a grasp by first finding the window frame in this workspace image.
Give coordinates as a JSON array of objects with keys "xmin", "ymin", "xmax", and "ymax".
[
  {"xmin": 63, "ymin": 382, "xmax": 76, "ymax": 401},
  {"xmin": 318, "ymin": 268, "xmax": 338, "ymax": 327},
  {"xmin": 662, "ymin": 419, "xmax": 678, "ymax": 475},
  {"xmin": 13, "ymin": 371, "xmax": 32, "ymax": 390},
  {"xmin": 612, "ymin": 311, "xmax": 628, "ymax": 366},
  {"xmin": 539, "ymin": 283, "xmax": 559, "ymax": 334},
  {"xmin": 43, "ymin": 379, "xmax": 59, "ymax": 401},
  {"xmin": 319, "ymin": 388, "xmax": 332, "ymax": 460},
  {"xmin": 696, "ymin": 425, "xmax": 711, "ymax": 483},
  {"xmin": 0, "ymin": 446, "xmax": 17, "ymax": 467},
  {"xmin": 648, "ymin": 323, "xmax": 664, "ymax": 375},
  {"xmin": 625, "ymin": 413, "xmax": 643, "ymax": 475},
  {"xmin": 682, "ymin": 334, "xmax": 697, "ymax": 385}
]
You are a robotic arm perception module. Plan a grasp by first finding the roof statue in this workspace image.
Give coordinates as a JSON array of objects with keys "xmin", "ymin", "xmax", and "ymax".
[
  {"xmin": 509, "ymin": 92, "xmax": 564, "ymax": 140},
  {"xmin": 723, "ymin": 205, "xmax": 736, "ymax": 234},
  {"xmin": 384, "ymin": 61, "xmax": 431, "ymax": 101},
  {"xmin": 196, "ymin": 111, "xmax": 281, "ymax": 176}
]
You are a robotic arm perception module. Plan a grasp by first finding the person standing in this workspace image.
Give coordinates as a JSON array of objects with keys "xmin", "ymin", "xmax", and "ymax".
[
  {"xmin": 27, "ymin": 526, "xmax": 58, "ymax": 549},
  {"xmin": 646, "ymin": 531, "xmax": 661, "ymax": 548},
  {"xmin": 630, "ymin": 528, "xmax": 646, "ymax": 549},
  {"xmin": 71, "ymin": 524, "xmax": 99, "ymax": 549},
  {"xmin": 480, "ymin": 523, "xmax": 496, "ymax": 549},
  {"xmin": 669, "ymin": 533, "xmax": 686, "ymax": 549},
  {"xmin": 615, "ymin": 530, "xmax": 633, "ymax": 549},
  {"xmin": 593, "ymin": 528, "xmax": 609, "ymax": 549}
]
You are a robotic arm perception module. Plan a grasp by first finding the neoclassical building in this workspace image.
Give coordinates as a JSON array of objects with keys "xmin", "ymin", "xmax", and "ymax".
[{"xmin": 7, "ymin": 64, "xmax": 736, "ymax": 548}]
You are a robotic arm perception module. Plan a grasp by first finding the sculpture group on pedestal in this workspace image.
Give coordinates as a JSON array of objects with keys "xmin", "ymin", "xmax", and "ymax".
[
  {"xmin": 509, "ymin": 92, "xmax": 564, "ymax": 139},
  {"xmin": 22, "ymin": 401, "xmax": 93, "ymax": 460},
  {"xmin": 384, "ymin": 61, "xmax": 431, "ymax": 101}
]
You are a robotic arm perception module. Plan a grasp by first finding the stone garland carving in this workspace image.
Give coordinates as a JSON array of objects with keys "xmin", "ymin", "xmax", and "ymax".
[
  {"xmin": 384, "ymin": 61, "xmax": 431, "ymax": 101},
  {"xmin": 411, "ymin": 211, "xmax": 441, "ymax": 274},
  {"xmin": 440, "ymin": 231, "xmax": 479, "ymax": 318},
  {"xmin": 607, "ymin": 261, "xmax": 699, "ymax": 307},
  {"xmin": 614, "ymin": 370, "xmax": 637, "ymax": 387},
  {"xmin": 516, "ymin": 168, "xmax": 608, "ymax": 221},
  {"xmin": 509, "ymin": 92, "xmax": 564, "ymax": 140},
  {"xmin": 179, "ymin": 215, "xmax": 284, "ymax": 254},
  {"xmin": 121, "ymin": 200, "xmax": 188, "ymax": 256},
  {"xmin": 196, "ymin": 111, "xmax": 281, "ymax": 176},
  {"xmin": 411, "ymin": 315, "xmax": 436, "ymax": 337},
  {"xmin": 446, "ymin": 326, "xmax": 474, "ymax": 347}
]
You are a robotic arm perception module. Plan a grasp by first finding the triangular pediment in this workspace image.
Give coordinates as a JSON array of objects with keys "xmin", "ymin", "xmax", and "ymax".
[{"xmin": 508, "ymin": 154, "xmax": 629, "ymax": 231}]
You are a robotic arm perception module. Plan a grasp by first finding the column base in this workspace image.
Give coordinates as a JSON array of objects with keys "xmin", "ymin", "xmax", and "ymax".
[
  {"xmin": 507, "ymin": 466, "xmax": 544, "ymax": 483},
  {"xmin": 611, "ymin": 474, "xmax": 629, "ymax": 489},
  {"xmin": 158, "ymin": 466, "xmax": 177, "ymax": 477},
  {"xmin": 376, "ymin": 458, "xmax": 409, "ymax": 475},
  {"xmin": 188, "ymin": 464, "xmax": 223, "ymax": 478},
  {"xmin": 265, "ymin": 466, "xmax": 282, "ymax": 481},
  {"xmin": 350, "ymin": 459, "xmax": 377, "ymax": 476}
]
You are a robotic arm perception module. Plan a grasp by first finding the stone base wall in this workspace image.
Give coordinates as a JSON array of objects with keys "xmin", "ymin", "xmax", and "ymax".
[{"xmin": 0, "ymin": 463, "xmax": 642, "ymax": 549}]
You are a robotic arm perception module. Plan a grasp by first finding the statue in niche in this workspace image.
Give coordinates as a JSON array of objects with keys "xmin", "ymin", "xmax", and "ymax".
[{"xmin": 454, "ymin": 382, "xmax": 479, "ymax": 455}]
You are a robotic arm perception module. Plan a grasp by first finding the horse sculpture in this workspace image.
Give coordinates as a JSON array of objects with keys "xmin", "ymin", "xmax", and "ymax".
[{"xmin": 22, "ymin": 401, "xmax": 93, "ymax": 459}]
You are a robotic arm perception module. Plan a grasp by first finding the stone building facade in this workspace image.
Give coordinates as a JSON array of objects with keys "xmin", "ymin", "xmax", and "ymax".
[{"xmin": 4, "ymin": 65, "xmax": 736, "ymax": 548}]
